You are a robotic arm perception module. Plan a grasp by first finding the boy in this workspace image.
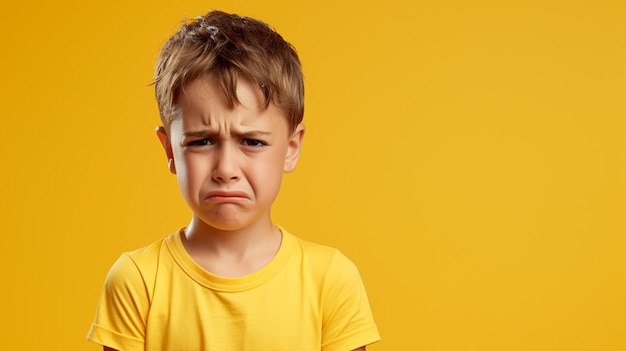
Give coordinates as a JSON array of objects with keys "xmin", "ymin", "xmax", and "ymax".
[{"xmin": 87, "ymin": 10, "xmax": 380, "ymax": 351}]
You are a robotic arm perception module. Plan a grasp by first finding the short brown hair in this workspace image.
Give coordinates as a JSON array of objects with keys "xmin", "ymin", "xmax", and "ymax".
[{"xmin": 154, "ymin": 10, "xmax": 304, "ymax": 132}]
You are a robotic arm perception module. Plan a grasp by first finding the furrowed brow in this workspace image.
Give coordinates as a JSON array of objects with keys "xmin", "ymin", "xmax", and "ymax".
[
  {"xmin": 182, "ymin": 129, "xmax": 272, "ymax": 138},
  {"xmin": 183, "ymin": 130, "xmax": 213, "ymax": 138},
  {"xmin": 239, "ymin": 130, "xmax": 272, "ymax": 137}
]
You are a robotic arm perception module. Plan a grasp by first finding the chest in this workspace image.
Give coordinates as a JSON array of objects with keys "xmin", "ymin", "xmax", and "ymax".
[{"xmin": 144, "ymin": 262, "xmax": 324, "ymax": 350}]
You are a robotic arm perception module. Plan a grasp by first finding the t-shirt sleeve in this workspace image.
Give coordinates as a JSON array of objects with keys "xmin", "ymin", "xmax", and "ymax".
[
  {"xmin": 321, "ymin": 251, "xmax": 380, "ymax": 351},
  {"xmin": 87, "ymin": 253, "xmax": 150, "ymax": 351}
]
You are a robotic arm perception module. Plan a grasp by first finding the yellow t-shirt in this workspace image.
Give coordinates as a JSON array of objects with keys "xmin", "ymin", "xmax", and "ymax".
[{"xmin": 87, "ymin": 227, "xmax": 380, "ymax": 350}]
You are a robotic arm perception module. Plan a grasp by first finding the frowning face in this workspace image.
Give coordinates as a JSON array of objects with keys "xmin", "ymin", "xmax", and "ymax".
[{"xmin": 157, "ymin": 75, "xmax": 304, "ymax": 233}]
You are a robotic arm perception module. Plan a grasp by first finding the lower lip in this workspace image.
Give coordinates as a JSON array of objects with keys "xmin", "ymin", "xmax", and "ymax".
[{"xmin": 207, "ymin": 195, "xmax": 248, "ymax": 203}]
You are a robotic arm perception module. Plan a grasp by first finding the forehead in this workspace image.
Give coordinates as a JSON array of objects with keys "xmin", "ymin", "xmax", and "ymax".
[
  {"xmin": 180, "ymin": 74, "xmax": 258, "ymax": 108},
  {"xmin": 171, "ymin": 75, "xmax": 289, "ymax": 133}
]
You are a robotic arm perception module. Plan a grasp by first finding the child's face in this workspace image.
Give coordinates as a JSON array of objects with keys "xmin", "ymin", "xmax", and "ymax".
[{"xmin": 157, "ymin": 75, "xmax": 304, "ymax": 232}]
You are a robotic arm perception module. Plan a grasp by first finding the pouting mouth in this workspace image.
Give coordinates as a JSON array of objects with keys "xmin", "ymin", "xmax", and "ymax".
[{"xmin": 205, "ymin": 190, "xmax": 250, "ymax": 200}]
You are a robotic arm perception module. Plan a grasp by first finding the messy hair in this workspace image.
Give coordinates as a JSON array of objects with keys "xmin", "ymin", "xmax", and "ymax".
[{"xmin": 154, "ymin": 10, "xmax": 304, "ymax": 132}]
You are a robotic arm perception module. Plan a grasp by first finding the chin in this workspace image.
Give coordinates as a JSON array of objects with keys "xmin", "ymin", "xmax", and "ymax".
[{"xmin": 197, "ymin": 215, "xmax": 254, "ymax": 232}]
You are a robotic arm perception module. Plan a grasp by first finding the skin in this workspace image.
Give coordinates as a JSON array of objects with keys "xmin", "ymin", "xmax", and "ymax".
[
  {"xmin": 104, "ymin": 75, "xmax": 366, "ymax": 350},
  {"xmin": 157, "ymin": 74, "xmax": 304, "ymax": 276},
  {"xmin": 106, "ymin": 348, "xmax": 367, "ymax": 351}
]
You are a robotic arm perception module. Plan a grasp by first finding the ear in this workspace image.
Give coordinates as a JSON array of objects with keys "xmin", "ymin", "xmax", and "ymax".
[
  {"xmin": 284, "ymin": 123, "xmax": 305, "ymax": 173},
  {"xmin": 156, "ymin": 126, "xmax": 176, "ymax": 174}
]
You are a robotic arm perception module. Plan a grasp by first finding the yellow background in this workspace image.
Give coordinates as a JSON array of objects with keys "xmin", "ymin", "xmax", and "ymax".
[{"xmin": 1, "ymin": 0, "xmax": 624, "ymax": 350}]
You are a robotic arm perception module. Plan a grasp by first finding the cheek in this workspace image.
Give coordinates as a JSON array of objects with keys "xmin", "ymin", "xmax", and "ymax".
[
  {"xmin": 176, "ymin": 154, "xmax": 210, "ymax": 190},
  {"xmin": 252, "ymin": 152, "xmax": 286, "ymax": 185}
]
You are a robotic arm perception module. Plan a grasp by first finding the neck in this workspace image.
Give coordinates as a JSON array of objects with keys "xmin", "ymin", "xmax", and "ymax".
[{"xmin": 181, "ymin": 215, "xmax": 282, "ymax": 276}]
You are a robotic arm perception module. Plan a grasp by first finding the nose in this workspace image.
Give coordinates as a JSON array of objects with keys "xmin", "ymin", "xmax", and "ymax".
[{"xmin": 212, "ymin": 143, "xmax": 240, "ymax": 183}]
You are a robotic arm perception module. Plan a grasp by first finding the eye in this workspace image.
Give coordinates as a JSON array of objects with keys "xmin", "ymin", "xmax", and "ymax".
[
  {"xmin": 242, "ymin": 139, "xmax": 266, "ymax": 147},
  {"xmin": 187, "ymin": 138, "xmax": 213, "ymax": 147}
]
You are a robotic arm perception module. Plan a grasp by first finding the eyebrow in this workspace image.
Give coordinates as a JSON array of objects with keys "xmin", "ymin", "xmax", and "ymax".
[{"xmin": 182, "ymin": 130, "xmax": 272, "ymax": 138}]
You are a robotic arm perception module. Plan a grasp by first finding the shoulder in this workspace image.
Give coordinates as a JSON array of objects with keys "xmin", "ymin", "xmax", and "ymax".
[
  {"xmin": 89, "ymin": 236, "xmax": 175, "ymax": 350},
  {"xmin": 298, "ymin": 235, "xmax": 356, "ymax": 265},
  {"xmin": 125, "ymin": 234, "xmax": 171, "ymax": 265},
  {"xmin": 285, "ymin": 234, "xmax": 381, "ymax": 350},
  {"xmin": 103, "ymin": 234, "xmax": 172, "ymax": 298},
  {"xmin": 295, "ymin": 236, "xmax": 340, "ymax": 259},
  {"xmin": 288, "ymin": 233, "xmax": 362, "ymax": 284}
]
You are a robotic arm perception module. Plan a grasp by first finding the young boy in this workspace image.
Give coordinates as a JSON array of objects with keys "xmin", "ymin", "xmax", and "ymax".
[{"xmin": 87, "ymin": 10, "xmax": 380, "ymax": 351}]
